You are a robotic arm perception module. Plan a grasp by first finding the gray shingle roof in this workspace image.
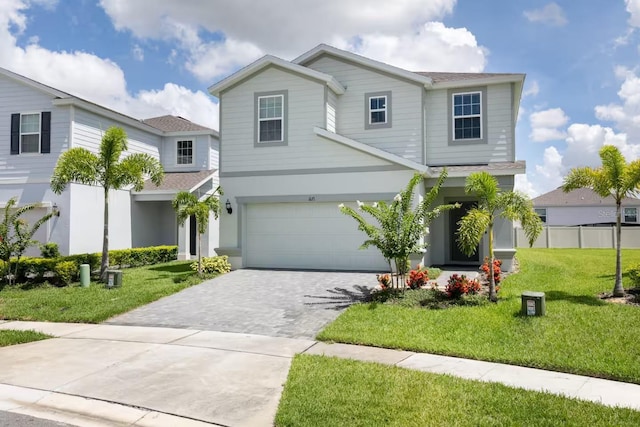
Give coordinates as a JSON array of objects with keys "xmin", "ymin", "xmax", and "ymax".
[
  {"xmin": 140, "ymin": 170, "xmax": 215, "ymax": 192},
  {"xmin": 142, "ymin": 115, "xmax": 213, "ymax": 133},
  {"xmin": 429, "ymin": 161, "xmax": 526, "ymax": 174},
  {"xmin": 533, "ymin": 187, "xmax": 640, "ymax": 207},
  {"xmin": 414, "ymin": 71, "xmax": 524, "ymax": 83}
]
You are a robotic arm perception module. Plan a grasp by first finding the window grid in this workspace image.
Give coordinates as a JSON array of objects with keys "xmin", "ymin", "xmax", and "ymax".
[
  {"xmin": 534, "ymin": 208, "xmax": 547, "ymax": 224},
  {"xmin": 258, "ymin": 95, "xmax": 284, "ymax": 142},
  {"xmin": 20, "ymin": 113, "xmax": 40, "ymax": 153},
  {"xmin": 453, "ymin": 92, "xmax": 481, "ymax": 140},
  {"xmin": 624, "ymin": 207, "xmax": 637, "ymax": 222},
  {"xmin": 177, "ymin": 140, "xmax": 193, "ymax": 165},
  {"xmin": 369, "ymin": 96, "xmax": 387, "ymax": 124}
]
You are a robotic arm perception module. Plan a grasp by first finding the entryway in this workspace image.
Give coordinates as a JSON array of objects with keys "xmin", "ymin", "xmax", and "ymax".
[{"xmin": 449, "ymin": 201, "xmax": 480, "ymax": 263}]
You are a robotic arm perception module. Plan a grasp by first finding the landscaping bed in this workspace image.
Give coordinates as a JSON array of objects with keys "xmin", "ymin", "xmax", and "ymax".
[{"xmin": 318, "ymin": 248, "xmax": 640, "ymax": 383}]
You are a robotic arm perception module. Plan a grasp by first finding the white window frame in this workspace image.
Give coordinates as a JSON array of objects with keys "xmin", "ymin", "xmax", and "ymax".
[
  {"xmin": 452, "ymin": 91, "xmax": 482, "ymax": 141},
  {"xmin": 535, "ymin": 208, "xmax": 547, "ymax": 224},
  {"xmin": 368, "ymin": 95, "xmax": 387, "ymax": 125},
  {"xmin": 257, "ymin": 94, "xmax": 284, "ymax": 143},
  {"xmin": 176, "ymin": 139, "xmax": 193, "ymax": 165},
  {"xmin": 20, "ymin": 112, "xmax": 41, "ymax": 154},
  {"xmin": 624, "ymin": 207, "xmax": 637, "ymax": 223}
]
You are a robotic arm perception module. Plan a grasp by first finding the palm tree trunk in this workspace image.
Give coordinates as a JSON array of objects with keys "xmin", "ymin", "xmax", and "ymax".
[
  {"xmin": 613, "ymin": 201, "xmax": 624, "ymax": 296},
  {"xmin": 100, "ymin": 188, "xmax": 109, "ymax": 282},
  {"xmin": 488, "ymin": 222, "xmax": 497, "ymax": 302}
]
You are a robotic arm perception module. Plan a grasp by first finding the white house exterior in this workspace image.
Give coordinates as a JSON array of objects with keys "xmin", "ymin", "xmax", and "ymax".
[
  {"xmin": 209, "ymin": 44, "xmax": 526, "ymax": 272},
  {"xmin": 0, "ymin": 67, "xmax": 219, "ymax": 259},
  {"xmin": 532, "ymin": 187, "xmax": 640, "ymax": 227}
]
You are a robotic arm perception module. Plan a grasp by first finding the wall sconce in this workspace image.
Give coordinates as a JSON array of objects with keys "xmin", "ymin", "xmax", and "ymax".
[
  {"xmin": 225, "ymin": 199, "xmax": 233, "ymax": 215},
  {"xmin": 52, "ymin": 202, "xmax": 60, "ymax": 217}
]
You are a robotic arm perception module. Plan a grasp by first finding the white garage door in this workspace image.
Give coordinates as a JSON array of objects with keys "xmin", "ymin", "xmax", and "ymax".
[{"xmin": 246, "ymin": 202, "xmax": 388, "ymax": 271}]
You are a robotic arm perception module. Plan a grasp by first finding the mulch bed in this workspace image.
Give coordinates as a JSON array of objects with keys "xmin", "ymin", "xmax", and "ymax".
[{"xmin": 599, "ymin": 287, "xmax": 640, "ymax": 306}]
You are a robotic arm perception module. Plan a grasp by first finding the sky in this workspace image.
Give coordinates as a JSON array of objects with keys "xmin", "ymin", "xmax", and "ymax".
[{"xmin": 1, "ymin": 0, "xmax": 640, "ymax": 197}]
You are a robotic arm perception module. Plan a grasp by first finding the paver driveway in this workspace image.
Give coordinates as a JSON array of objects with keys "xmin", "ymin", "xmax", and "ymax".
[{"xmin": 106, "ymin": 269, "xmax": 375, "ymax": 338}]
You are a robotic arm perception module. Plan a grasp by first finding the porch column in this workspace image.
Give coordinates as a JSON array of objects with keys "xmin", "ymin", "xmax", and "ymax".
[{"xmin": 177, "ymin": 219, "xmax": 190, "ymax": 260}]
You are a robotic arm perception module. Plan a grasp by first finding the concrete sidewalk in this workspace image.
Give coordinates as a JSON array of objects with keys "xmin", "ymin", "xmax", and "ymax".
[{"xmin": 0, "ymin": 321, "xmax": 639, "ymax": 426}]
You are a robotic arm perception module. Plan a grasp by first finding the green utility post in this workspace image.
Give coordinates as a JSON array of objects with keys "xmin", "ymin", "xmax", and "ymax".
[{"xmin": 79, "ymin": 264, "xmax": 90, "ymax": 287}]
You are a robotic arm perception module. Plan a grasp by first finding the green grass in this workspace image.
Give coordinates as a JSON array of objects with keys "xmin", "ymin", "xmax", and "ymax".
[
  {"xmin": 0, "ymin": 261, "xmax": 214, "ymax": 323},
  {"xmin": 319, "ymin": 248, "xmax": 640, "ymax": 383},
  {"xmin": 0, "ymin": 330, "xmax": 51, "ymax": 347},
  {"xmin": 275, "ymin": 355, "xmax": 640, "ymax": 427}
]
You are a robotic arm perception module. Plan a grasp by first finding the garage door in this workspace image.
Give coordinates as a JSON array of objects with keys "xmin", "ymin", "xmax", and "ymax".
[{"xmin": 246, "ymin": 202, "xmax": 388, "ymax": 271}]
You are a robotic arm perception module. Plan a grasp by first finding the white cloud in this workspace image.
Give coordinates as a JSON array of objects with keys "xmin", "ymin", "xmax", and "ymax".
[
  {"xmin": 97, "ymin": 0, "xmax": 490, "ymax": 80},
  {"xmin": 595, "ymin": 66, "xmax": 640, "ymax": 141},
  {"xmin": 514, "ymin": 174, "xmax": 539, "ymax": 198},
  {"xmin": 523, "ymin": 80, "xmax": 540, "ymax": 98},
  {"xmin": 626, "ymin": 0, "xmax": 640, "ymax": 27},
  {"xmin": 337, "ymin": 22, "xmax": 487, "ymax": 72},
  {"xmin": 529, "ymin": 108, "xmax": 569, "ymax": 142},
  {"xmin": 0, "ymin": 0, "xmax": 219, "ymax": 129},
  {"xmin": 523, "ymin": 3, "xmax": 567, "ymax": 26},
  {"xmin": 132, "ymin": 44, "xmax": 144, "ymax": 61},
  {"xmin": 534, "ymin": 146, "xmax": 564, "ymax": 190}
]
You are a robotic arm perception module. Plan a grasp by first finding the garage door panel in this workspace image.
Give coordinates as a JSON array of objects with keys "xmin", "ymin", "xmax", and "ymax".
[{"xmin": 246, "ymin": 202, "xmax": 387, "ymax": 271}]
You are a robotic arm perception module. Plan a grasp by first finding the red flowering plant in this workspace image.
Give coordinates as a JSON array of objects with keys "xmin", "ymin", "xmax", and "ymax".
[
  {"xmin": 445, "ymin": 274, "xmax": 481, "ymax": 299},
  {"xmin": 406, "ymin": 268, "xmax": 428, "ymax": 290},
  {"xmin": 377, "ymin": 273, "xmax": 392, "ymax": 290},
  {"xmin": 481, "ymin": 258, "xmax": 502, "ymax": 287}
]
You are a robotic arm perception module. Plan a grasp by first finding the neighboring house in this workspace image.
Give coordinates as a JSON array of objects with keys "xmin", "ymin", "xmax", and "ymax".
[
  {"xmin": 0, "ymin": 67, "xmax": 219, "ymax": 259},
  {"xmin": 208, "ymin": 44, "xmax": 526, "ymax": 271},
  {"xmin": 532, "ymin": 187, "xmax": 640, "ymax": 226}
]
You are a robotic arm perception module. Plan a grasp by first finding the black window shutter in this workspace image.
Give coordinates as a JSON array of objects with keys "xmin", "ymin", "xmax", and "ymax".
[
  {"xmin": 10, "ymin": 113, "xmax": 20, "ymax": 155},
  {"xmin": 41, "ymin": 111, "xmax": 51, "ymax": 154}
]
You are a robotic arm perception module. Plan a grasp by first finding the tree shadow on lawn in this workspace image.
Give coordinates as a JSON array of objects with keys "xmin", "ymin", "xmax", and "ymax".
[
  {"xmin": 303, "ymin": 285, "xmax": 373, "ymax": 310},
  {"xmin": 544, "ymin": 290, "xmax": 606, "ymax": 306},
  {"xmin": 147, "ymin": 263, "xmax": 193, "ymax": 273}
]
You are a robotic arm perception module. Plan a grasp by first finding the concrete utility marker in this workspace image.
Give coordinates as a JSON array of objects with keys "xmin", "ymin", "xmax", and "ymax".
[{"xmin": 0, "ymin": 322, "xmax": 639, "ymax": 427}]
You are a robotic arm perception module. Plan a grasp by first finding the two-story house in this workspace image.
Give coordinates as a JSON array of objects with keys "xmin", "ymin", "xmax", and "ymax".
[
  {"xmin": 209, "ymin": 44, "xmax": 524, "ymax": 271},
  {"xmin": 1, "ymin": 67, "xmax": 219, "ymax": 259}
]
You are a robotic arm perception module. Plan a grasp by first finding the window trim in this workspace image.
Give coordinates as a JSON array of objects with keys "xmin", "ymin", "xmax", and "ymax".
[
  {"xmin": 19, "ymin": 112, "xmax": 42, "ymax": 154},
  {"xmin": 624, "ymin": 207, "xmax": 637, "ymax": 223},
  {"xmin": 254, "ymin": 90, "xmax": 288, "ymax": 147},
  {"xmin": 447, "ymin": 87, "xmax": 487, "ymax": 145},
  {"xmin": 176, "ymin": 139, "xmax": 194, "ymax": 165},
  {"xmin": 534, "ymin": 208, "xmax": 547, "ymax": 224},
  {"xmin": 364, "ymin": 91, "xmax": 392, "ymax": 130}
]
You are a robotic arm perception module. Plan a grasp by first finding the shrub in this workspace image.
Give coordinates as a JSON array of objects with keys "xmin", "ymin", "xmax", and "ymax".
[
  {"xmin": 192, "ymin": 255, "xmax": 231, "ymax": 274},
  {"xmin": 628, "ymin": 264, "xmax": 640, "ymax": 287},
  {"xmin": 481, "ymin": 258, "xmax": 502, "ymax": 285},
  {"xmin": 445, "ymin": 274, "xmax": 481, "ymax": 299},
  {"xmin": 54, "ymin": 261, "xmax": 78, "ymax": 286},
  {"xmin": 40, "ymin": 242, "xmax": 60, "ymax": 258},
  {"xmin": 406, "ymin": 269, "xmax": 428, "ymax": 290}
]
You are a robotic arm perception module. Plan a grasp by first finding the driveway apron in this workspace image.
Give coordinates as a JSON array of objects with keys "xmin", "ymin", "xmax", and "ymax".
[{"xmin": 106, "ymin": 269, "xmax": 375, "ymax": 338}]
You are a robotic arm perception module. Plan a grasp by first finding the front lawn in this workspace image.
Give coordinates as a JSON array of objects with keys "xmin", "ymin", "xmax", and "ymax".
[
  {"xmin": 0, "ymin": 330, "xmax": 50, "ymax": 347},
  {"xmin": 0, "ymin": 261, "xmax": 213, "ymax": 323},
  {"xmin": 275, "ymin": 355, "xmax": 640, "ymax": 427},
  {"xmin": 318, "ymin": 249, "xmax": 640, "ymax": 383}
]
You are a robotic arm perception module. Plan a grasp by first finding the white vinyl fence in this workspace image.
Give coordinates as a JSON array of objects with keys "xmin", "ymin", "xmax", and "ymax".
[{"xmin": 515, "ymin": 226, "xmax": 640, "ymax": 249}]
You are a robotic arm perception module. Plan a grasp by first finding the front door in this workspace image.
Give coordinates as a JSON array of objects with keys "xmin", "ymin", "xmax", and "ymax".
[
  {"xmin": 189, "ymin": 215, "xmax": 197, "ymax": 256},
  {"xmin": 449, "ymin": 202, "xmax": 480, "ymax": 263}
]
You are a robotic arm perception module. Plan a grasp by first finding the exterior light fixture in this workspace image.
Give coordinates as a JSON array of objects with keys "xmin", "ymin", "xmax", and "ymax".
[
  {"xmin": 225, "ymin": 199, "xmax": 232, "ymax": 214},
  {"xmin": 52, "ymin": 202, "xmax": 60, "ymax": 217}
]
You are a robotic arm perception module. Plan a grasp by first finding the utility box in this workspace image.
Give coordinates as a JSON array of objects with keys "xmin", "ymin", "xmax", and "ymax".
[
  {"xmin": 105, "ymin": 270, "xmax": 123, "ymax": 289},
  {"xmin": 79, "ymin": 264, "xmax": 90, "ymax": 287},
  {"xmin": 521, "ymin": 291, "xmax": 545, "ymax": 316}
]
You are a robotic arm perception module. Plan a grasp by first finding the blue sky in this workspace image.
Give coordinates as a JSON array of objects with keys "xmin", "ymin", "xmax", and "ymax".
[{"xmin": 2, "ymin": 0, "xmax": 640, "ymax": 197}]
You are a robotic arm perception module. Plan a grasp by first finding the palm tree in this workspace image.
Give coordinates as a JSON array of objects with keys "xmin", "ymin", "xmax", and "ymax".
[
  {"xmin": 51, "ymin": 126, "xmax": 164, "ymax": 281},
  {"xmin": 172, "ymin": 189, "xmax": 222, "ymax": 275},
  {"xmin": 457, "ymin": 171, "xmax": 543, "ymax": 302},
  {"xmin": 562, "ymin": 145, "xmax": 640, "ymax": 297}
]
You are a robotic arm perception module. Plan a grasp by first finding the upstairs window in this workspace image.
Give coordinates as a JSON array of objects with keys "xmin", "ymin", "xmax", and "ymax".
[
  {"xmin": 535, "ymin": 208, "xmax": 547, "ymax": 224},
  {"xmin": 258, "ymin": 94, "xmax": 284, "ymax": 142},
  {"xmin": 10, "ymin": 112, "xmax": 51, "ymax": 155},
  {"xmin": 364, "ymin": 91, "xmax": 392, "ymax": 130},
  {"xmin": 624, "ymin": 207, "xmax": 637, "ymax": 223},
  {"xmin": 453, "ymin": 92, "xmax": 482, "ymax": 140},
  {"xmin": 177, "ymin": 140, "xmax": 193, "ymax": 165}
]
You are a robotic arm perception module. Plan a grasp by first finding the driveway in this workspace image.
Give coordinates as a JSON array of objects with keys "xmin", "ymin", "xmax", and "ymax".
[{"xmin": 106, "ymin": 269, "xmax": 375, "ymax": 338}]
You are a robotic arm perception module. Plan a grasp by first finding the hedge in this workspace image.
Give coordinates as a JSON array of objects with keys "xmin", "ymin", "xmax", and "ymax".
[{"xmin": 3, "ymin": 245, "xmax": 178, "ymax": 285}]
